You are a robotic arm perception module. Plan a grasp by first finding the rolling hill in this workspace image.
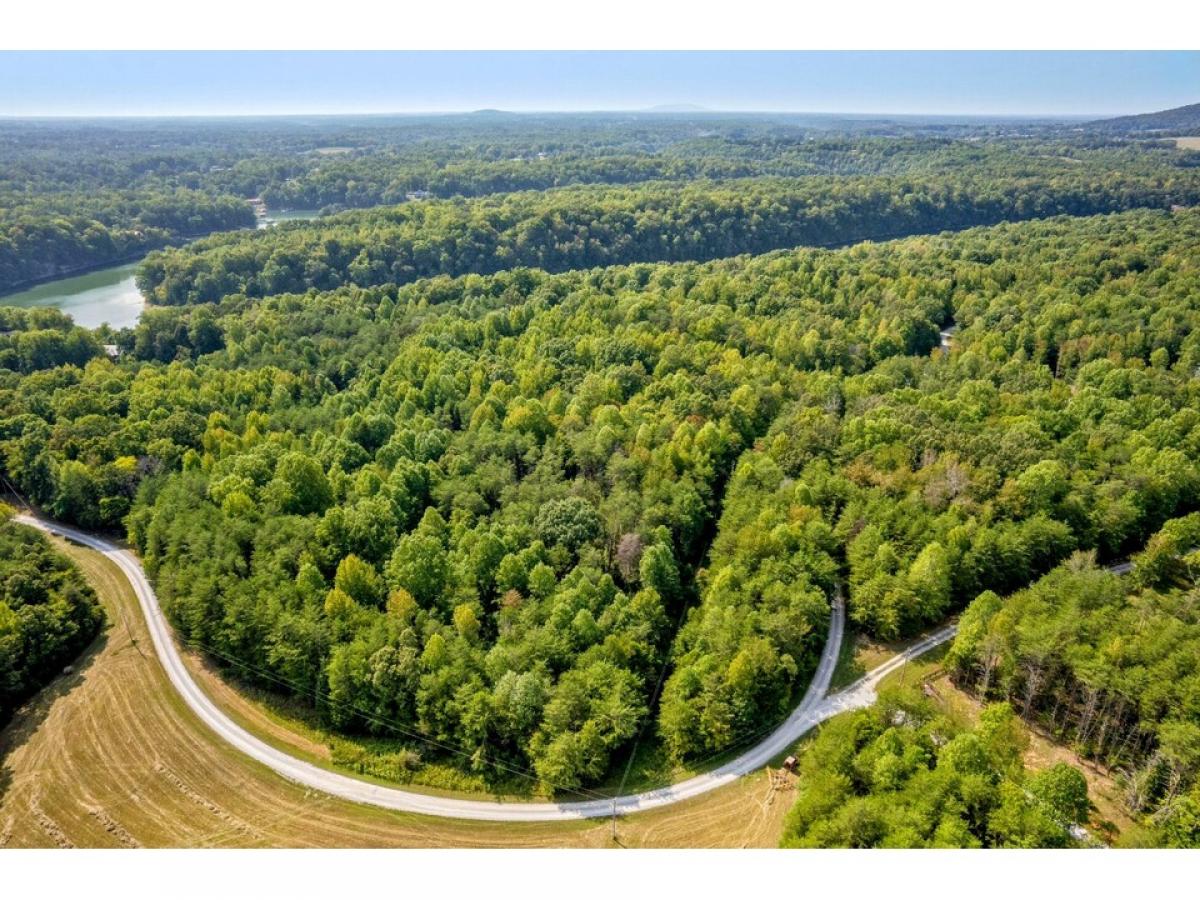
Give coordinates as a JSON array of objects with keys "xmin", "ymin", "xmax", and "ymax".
[{"xmin": 1088, "ymin": 101, "xmax": 1200, "ymax": 134}]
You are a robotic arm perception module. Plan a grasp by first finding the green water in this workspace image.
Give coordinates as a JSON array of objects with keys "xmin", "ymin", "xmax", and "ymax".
[
  {"xmin": 2, "ymin": 209, "xmax": 321, "ymax": 330},
  {"xmin": 259, "ymin": 209, "xmax": 321, "ymax": 229},
  {"xmin": 1, "ymin": 262, "xmax": 145, "ymax": 330}
]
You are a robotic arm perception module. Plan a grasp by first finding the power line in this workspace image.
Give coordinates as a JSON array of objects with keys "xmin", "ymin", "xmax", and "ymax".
[
  {"xmin": 0, "ymin": 471, "xmax": 31, "ymax": 510},
  {"xmin": 180, "ymin": 633, "xmax": 614, "ymax": 803},
  {"xmin": 607, "ymin": 572, "xmax": 696, "ymax": 840}
]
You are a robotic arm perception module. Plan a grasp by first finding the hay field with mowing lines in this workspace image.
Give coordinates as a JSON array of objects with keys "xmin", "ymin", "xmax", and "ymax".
[{"xmin": 0, "ymin": 538, "xmax": 793, "ymax": 848}]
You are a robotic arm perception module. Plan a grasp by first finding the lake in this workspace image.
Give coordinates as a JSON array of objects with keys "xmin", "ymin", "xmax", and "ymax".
[
  {"xmin": 259, "ymin": 209, "xmax": 321, "ymax": 229},
  {"xmin": 1, "ymin": 209, "xmax": 321, "ymax": 331},
  {"xmin": 1, "ymin": 262, "xmax": 145, "ymax": 330}
]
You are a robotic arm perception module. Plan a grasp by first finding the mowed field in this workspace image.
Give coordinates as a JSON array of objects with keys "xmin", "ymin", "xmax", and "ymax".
[
  {"xmin": 0, "ymin": 538, "xmax": 795, "ymax": 848},
  {"xmin": 1175, "ymin": 137, "xmax": 1200, "ymax": 150}
]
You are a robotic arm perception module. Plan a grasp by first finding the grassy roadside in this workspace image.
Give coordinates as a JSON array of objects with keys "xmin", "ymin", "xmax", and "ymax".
[
  {"xmin": 0, "ymin": 538, "xmax": 795, "ymax": 847},
  {"xmin": 180, "ymin": 593, "xmax": 806, "ymax": 803},
  {"xmin": 829, "ymin": 623, "xmax": 954, "ymax": 692}
]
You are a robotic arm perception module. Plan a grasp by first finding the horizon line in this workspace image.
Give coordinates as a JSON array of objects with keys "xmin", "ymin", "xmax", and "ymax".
[{"xmin": 0, "ymin": 107, "xmax": 1117, "ymax": 121}]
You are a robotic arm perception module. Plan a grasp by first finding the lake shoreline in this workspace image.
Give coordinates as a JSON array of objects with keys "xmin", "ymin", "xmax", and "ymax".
[
  {"xmin": 0, "ymin": 227, "xmax": 246, "ymax": 299},
  {"xmin": 0, "ymin": 212, "xmax": 321, "ymax": 330},
  {"xmin": 0, "ymin": 250, "xmax": 153, "ymax": 300},
  {"xmin": 1, "ymin": 262, "xmax": 145, "ymax": 330}
]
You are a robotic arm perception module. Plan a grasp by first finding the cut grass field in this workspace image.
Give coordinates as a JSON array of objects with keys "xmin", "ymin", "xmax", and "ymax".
[
  {"xmin": 1174, "ymin": 137, "xmax": 1200, "ymax": 150},
  {"xmin": 0, "ymin": 537, "xmax": 795, "ymax": 848}
]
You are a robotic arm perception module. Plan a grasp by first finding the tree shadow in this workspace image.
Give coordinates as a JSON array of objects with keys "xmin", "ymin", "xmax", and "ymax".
[{"xmin": 0, "ymin": 627, "xmax": 109, "ymax": 805}]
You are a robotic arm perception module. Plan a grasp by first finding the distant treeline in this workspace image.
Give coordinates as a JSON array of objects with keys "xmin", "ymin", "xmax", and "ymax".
[
  {"xmin": 136, "ymin": 171, "xmax": 1200, "ymax": 305},
  {"xmin": 240, "ymin": 138, "xmax": 1154, "ymax": 211},
  {"xmin": 4, "ymin": 116, "xmax": 1196, "ymax": 299}
]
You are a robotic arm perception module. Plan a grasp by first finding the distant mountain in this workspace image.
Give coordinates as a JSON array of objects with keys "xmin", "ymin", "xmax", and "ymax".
[
  {"xmin": 1087, "ymin": 102, "xmax": 1200, "ymax": 134},
  {"xmin": 643, "ymin": 103, "xmax": 711, "ymax": 113}
]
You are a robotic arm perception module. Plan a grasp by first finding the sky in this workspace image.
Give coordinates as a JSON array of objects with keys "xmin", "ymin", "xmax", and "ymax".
[{"xmin": 0, "ymin": 51, "xmax": 1196, "ymax": 118}]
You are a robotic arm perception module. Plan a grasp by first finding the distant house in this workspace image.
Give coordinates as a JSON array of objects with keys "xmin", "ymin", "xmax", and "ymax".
[
  {"xmin": 103, "ymin": 344, "xmax": 122, "ymax": 359},
  {"xmin": 406, "ymin": 190, "xmax": 432, "ymax": 201}
]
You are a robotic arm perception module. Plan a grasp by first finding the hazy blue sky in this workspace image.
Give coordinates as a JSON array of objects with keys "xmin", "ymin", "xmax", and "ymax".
[{"xmin": 0, "ymin": 51, "xmax": 1195, "ymax": 117}]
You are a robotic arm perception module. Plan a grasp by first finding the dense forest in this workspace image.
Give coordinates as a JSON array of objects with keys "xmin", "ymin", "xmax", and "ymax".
[
  {"xmin": 0, "ymin": 507, "xmax": 104, "ymax": 727},
  {"xmin": 0, "ymin": 306, "xmax": 102, "ymax": 374},
  {"xmin": 4, "ymin": 208, "xmax": 1200, "ymax": 795},
  {"xmin": 6, "ymin": 112, "xmax": 1196, "ymax": 296},
  {"xmin": 780, "ymin": 690, "xmax": 1092, "ymax": 848},
  {"xmin": 231, "ymin": 137, "xmax": 1193, "ymax": 212},
  {"xmin": 135, "ymin": 170, "xmax": 1200, "ymax": 305},
  {"xmin": 3, "ymin": 111, "xmax": 1200, "ymax": 846}
]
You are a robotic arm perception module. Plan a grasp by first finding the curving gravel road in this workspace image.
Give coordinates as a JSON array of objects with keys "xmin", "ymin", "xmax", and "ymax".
[{"xmin": 16, "ymin": 513, "xmax": 958, "ymax": 822}]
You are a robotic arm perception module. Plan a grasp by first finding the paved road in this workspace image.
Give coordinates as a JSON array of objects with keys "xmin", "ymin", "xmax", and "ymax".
[{"xmin": 16, "ymin": 513, "xmax": 958, "ymax": 822}]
